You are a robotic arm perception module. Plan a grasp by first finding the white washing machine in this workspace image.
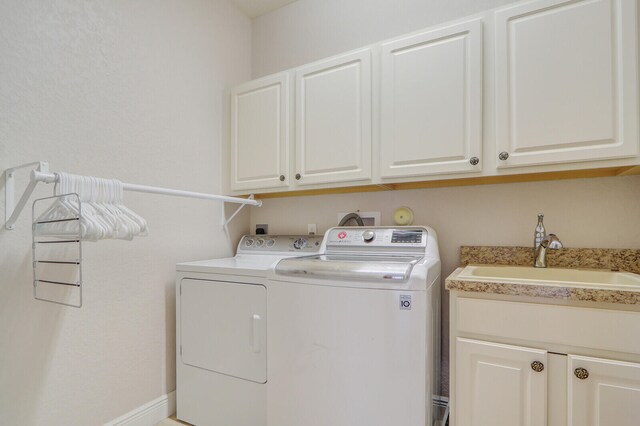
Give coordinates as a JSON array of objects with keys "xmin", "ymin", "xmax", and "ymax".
[
  {"xmin": 268, "ymin": 226, "xmax": 441, "ymax": 426},
  {"xmin": 176, "ymin": 234, "xmax": 323, "ymax": 426}
]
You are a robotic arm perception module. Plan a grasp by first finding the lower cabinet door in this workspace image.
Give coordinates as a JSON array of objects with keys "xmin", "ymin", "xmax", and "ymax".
[
  {"xmin": 456, "ymin": 338, "xmax": 547, "ymax": 426},
  {"xmin": 568, "ymin": 354, "xmax": 640, "ymax": 426}
]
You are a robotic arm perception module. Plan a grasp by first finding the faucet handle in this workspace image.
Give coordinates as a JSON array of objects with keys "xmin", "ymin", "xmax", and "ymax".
[{"xmin": 543, "ymin": 234, "xmax": 563, "ymax": 249}]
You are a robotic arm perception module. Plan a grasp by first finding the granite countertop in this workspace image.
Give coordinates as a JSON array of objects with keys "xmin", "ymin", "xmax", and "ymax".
[{"xmin": 445, "ymin": 246, "xmax": 640, "ymax": 305}]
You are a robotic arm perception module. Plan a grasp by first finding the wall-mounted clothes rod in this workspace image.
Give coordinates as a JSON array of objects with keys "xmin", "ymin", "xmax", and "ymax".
[
  {"xmin": 4, "ymin": 161, "xmax": 261, "ymax": 230},
  {"xmin": 31, "ymin": 171, "xmax": 262, "ymax": 206}
]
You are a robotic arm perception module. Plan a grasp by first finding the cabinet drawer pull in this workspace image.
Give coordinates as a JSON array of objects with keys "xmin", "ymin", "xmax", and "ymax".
[
  {"xmin": 574, "ymin": 367, "xmax": 589, "ymax": 380},
  {"xmin": 279, "ymin": 175, "xmax": 285, "ymax": 181},
  {"xmin": 498, "ymin": 152, "xmax": 509, "ymax": 161},
  {"xmin": 295, "ymin": 173, "xmax": 301, "ymax": 180},
  {"xmin": 469, "ymin": 157, "xmax": 480, "ymax": 166},
  {"xmin": 531, "ymin": 361, "xmax": 544, "ymax": 372}
]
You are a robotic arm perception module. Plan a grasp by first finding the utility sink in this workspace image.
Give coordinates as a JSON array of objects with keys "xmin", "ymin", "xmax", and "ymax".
[{"xmin": 458, "ymin": 265, "xmax": 640, "ymax": 291}]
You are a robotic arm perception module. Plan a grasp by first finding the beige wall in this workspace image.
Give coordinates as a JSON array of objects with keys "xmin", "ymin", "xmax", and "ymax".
[
  {"xmin": 0, "ymin": 1, "xmax": 251, "ymax": 424},
  {"xmin": 250, "ymin": 0, "xmax": 640, "ymax": 395},
  {"xmin": 252, "ymin": 0, "xmax": 522, "ymax": 77},
  {"xmin": 252, "ymin": 176, "xmax": 640, "ymax": 271}
]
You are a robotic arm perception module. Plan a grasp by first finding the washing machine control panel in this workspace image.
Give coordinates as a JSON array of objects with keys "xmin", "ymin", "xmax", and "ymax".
[
  {"xmin": 239, "ymin": 235, "xmax": 323, "ymax": 253},
  {"xmin": 326, "ymin": 227, "xmax": 427, "ymax": 249}
]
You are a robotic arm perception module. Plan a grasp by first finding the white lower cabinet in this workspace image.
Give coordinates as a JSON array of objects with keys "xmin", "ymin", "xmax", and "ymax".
[
  {"xmin": 456, "ymin": 338, "xmax": 547, "ymax": 426},
  {"xmin": 568, "ymin": 355, "xmax": 640, "ymax": 426},
  {"xmin": 450, "ymin": 295, "xmax": 640, "ymax": 426},
  {"xmin": 455, "ymin": 337, "xmax": 640, "ymax": 426}
]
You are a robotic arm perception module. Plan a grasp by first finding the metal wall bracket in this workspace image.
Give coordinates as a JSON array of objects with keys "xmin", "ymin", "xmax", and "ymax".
[
  {"xmin": 223, "ymin": 194, "xmax": 255, "ymax": 228},
  {"xmin": 5, "ymin": 161, "xmax": 50, "ymax": 230}
]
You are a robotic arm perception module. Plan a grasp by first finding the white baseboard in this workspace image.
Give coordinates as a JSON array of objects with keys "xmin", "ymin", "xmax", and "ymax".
[{"xmin": 105, "ymin": 391, "xmax": 176, "ymax": 426}]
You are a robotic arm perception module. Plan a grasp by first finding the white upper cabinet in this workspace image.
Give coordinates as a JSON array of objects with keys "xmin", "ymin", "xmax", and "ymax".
[
  {"xmin": 380, "ymin": 19, "xmax": 483, "ymax": 178},
  {"xmin": 494, "ymin": 0, "xmax": 639, "ymax": 168},
  {"xmin": 228, "ymin": 0, "xmax": 640, "ymax": 195},
  {"xmin": 568, "ymin": 355, "xmax": 640, "ymax": 426},
  {"xmin": 294, "ymin": 49, "xmax": 372, "ymax": 186},
  {"xmin": 230, "ymin": 73, "xmax": 290, "ymax": 191}
]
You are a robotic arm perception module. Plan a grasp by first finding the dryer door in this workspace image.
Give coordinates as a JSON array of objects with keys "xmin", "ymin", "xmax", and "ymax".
[{"xmin": 180, "ymin": 279, "xmax": 267, "ymax": 383}]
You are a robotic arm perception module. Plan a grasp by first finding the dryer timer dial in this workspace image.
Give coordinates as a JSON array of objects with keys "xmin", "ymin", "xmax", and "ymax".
[{"xmin": 293, "ymin": 238, "xmax": 307, "ymax": 249}]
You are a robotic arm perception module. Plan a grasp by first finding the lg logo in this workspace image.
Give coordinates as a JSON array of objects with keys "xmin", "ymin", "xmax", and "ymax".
[{"xmin": 399, "ymin": 295, "xmax": 411, "ymax": 310}]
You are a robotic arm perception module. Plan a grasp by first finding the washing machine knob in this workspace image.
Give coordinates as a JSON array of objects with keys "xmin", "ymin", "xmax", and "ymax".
[
  {"xmin": 293, "ymin": 238, "xmax": 307, "ymax": 249},
  {"xmin": 362, "ymin": 230, "xmax": 375, "ymax": 242}
]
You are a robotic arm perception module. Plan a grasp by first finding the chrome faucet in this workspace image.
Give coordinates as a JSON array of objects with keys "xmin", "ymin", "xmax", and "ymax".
[{"xmin": 534, "ymin": 234, "xmax": 563, "ymax": 268}]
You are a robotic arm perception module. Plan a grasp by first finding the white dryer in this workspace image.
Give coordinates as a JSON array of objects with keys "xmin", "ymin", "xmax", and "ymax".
[
  {"xmin": 176, "ymin": 234, "xmax": 323, "ymax": 426},
  {"xmin": 268, "ymin": 226, "xmax": 441, "ymax": 426}
]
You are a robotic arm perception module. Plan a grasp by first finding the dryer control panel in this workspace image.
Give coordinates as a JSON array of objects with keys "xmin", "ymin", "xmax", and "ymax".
[{"xmin": 238, "ymin": 234, "xmax": 323, "ymax": 254}]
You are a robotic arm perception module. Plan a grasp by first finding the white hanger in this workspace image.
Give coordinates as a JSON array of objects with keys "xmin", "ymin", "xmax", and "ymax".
[
  {"xmin": 104, "ymin": 178, "xmax": 139, "ymax": 240},
  {"xmin": 35, "ymin": 172, "xmax": 149, "ymax": 241},
  {"xmin": 86, "ymin": 176, "xmax": 117, "ymax": 239},
  {"xmin": 114, "ymin": 179, "xmax": 148, "ymax": 236}
]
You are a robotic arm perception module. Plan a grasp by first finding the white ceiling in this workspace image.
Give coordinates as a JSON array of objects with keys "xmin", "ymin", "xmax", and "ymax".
[{"xmin": 231, "ymin": 0, "xmax": 299, "ymax": 18}]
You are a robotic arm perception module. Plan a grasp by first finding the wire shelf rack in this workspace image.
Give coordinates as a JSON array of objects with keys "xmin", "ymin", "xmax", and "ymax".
[{"xmin": 32, "ymin": 193, "xmax": 83, "ymax": 308}]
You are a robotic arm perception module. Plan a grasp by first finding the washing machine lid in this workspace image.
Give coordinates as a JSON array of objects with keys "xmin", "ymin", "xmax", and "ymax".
[{"xmin": 275, "ymin": 254, "xmax": 423, "ymax": 283}]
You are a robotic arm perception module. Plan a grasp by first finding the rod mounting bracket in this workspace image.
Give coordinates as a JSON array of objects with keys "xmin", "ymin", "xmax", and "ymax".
[
  {"xmin": 223, "ymin": 194, "xmax": 256, "ymax": 228},
  {"xmin": 4, "ymin": 161, "xmax": 50, "ymax": 230}
]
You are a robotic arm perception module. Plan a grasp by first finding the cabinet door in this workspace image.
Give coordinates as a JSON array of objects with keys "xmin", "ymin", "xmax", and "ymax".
[
  {"xmin": 295, "ymin": 49, "xmax": 372, "ymax": 186},
  {"xmin": 456, "ymin": 338, "xmax": 547, "ymax": 426},
  {"xmin": 230, "ymin": 73, "xmax": 289, "ymax": 191},
  {"xmin": 380, "ymin": 19, "xmax": 483, "ymax": 178},
  {"xmin": 568, "ymin": 355, "xmax": 640, "ymax": 426},
  {"xmin": 494, "ymin": 0, "xmax": 639, "ymax": 168}
]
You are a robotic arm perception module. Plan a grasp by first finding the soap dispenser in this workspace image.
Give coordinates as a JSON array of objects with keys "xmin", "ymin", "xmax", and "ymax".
[{"xmin": 534, "ymin": 214, "xmax": 546, "ymax": 249}]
